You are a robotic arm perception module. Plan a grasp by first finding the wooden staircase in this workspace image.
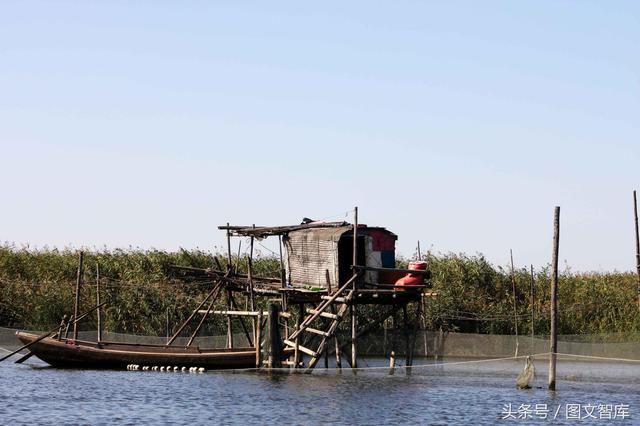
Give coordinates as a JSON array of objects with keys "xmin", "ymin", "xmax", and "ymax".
[{"xmin": 282, "ymin": 275, "xmax": 358, "ymax": 371}]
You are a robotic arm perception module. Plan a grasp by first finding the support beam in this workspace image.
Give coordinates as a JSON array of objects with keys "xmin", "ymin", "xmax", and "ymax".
[{"xmin": 268, "ymin": 303, "xmax": 282, "ymax": 368}]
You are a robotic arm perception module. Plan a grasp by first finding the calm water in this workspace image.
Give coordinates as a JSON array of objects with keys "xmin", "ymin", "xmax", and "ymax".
[{"xmin": 1, "ymin": 354, "xmax": 638, "ymax": 425}]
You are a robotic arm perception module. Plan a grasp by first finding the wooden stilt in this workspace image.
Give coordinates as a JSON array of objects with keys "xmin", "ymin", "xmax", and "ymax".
[
  {"xmin": 268, "ymin": 303, "xmax": 282, "ymax": 368},
  {"xmin": 421, "ymin": 296, "xmax": 428, "ymax": 358},
  {"xmin": 256, "ymin": 310, "xmax": 263, "ymax": 368},
  {"xmin": 549, "ymin": 206, "xmax": 560, "ymax": 390},
  {"xmin": 294, "ymin": 304, "xmax": 302, "ymax": 368},
  {"xmin": 402, "ymin": 304, "xmax": 412, "ymax": 371},
  {"xmin": 249, "ymin": 225, "xmax": 256, "ymax": 346},
  {"xmin": 226, "ymin": 290, "xmax": 234, "ymax": 348}
]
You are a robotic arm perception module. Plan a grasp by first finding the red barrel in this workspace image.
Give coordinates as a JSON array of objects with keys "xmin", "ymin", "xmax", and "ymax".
[{"xmin": 394, "ymin": 261, "xmax": 427, "ymax": 292}]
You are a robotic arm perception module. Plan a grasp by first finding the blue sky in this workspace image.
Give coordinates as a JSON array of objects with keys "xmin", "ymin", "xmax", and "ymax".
[{"xmin": 1, "ymin": 1, "xmax": 638, "ymax": 271}]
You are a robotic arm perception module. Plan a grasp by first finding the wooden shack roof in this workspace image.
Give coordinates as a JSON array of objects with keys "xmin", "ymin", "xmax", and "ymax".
[{"xmin": 219, "ymin": 221, "xmax": 396, "ymax": 239}]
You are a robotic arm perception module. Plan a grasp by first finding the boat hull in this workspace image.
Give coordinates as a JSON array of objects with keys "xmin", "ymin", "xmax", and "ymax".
[{"xmin": 15, "ymin": 331, "xmax": 256, "ymax": 370}]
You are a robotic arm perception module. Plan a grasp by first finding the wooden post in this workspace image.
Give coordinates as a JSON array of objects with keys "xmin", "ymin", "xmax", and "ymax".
[
  {"xmin": 268, "ymin": 303, "xmax": 282, "ymax": 368},
  {"xmin": 256, "ymin": 310, "xmax": 263, "ymax": 368},
  {"xmin": 249, "ymin": 225, "xmax": 256, "ymax": 346},
  {"xmin": 549, "ymin": 206, "xmax": 560, "ymax": 390},
  {"xmin": 72, "ymin": 251, "xmax": 84, "ymax": 340},
  {"xmin": 294, "ymin": 304, "xmax": 302, "ymax": 368},
  {"xmin": 351, "ymin": 206, "xmax": 358, "ymax": 369},
  {"xmin": 421, "ymin": 296, "xmax": 428, "ymax": 358},
  {"xmin": 278, "ymin": 235, "xmax": 286, "ymax": 288},
  {"xmin": 510, "ymin": 249, "xmax": 519, "ymax": 357},
  {"xmin": 226, "ymin": 290, "xmax": 234, "ymax": 348},
  {"xmin": 530, "ymin": 264, "xmax": 535, "ymax": 347},
  {"xmin": 234, "ymin": 240, "xmax": 242, "ymax": 274},
  {"xmin": 96, "ymin": 262, "xmax": 102, "ymax": 343},
  {"xmin": 166, "ymin": 307, "xmax": 170, "ymax": 343},
  {"xmin": 634, "ymin": 190, "xmax": 640, "ymax": 308},
  {"xmin": 334, "ymin": 334, "xmax": 342, "ymax": 369},
  {"xmin": 403, "ymin": 304, "xmax": 412, "ymax": 372},
  {"xmin": 226, "ymin": 222, "xmax": 232, "ymax": 270}
]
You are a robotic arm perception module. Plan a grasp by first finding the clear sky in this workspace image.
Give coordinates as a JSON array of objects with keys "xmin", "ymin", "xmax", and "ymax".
[{"xmin": 1, "ymin": 1, "xmax": 638, "ymax": 272}]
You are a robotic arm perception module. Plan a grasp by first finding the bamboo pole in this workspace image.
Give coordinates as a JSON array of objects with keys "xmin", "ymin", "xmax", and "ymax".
[
  {"xmin": 186, "ymin": 284, "xmax": 223, "ymax": 347},
  {"xmin": 549, "ymin": 206, "xmax": 560, "ymax": 390},
  {"xmin": 166, "ymin": 282, "xmax": 221, "ymax": 345},
  {"xmin": 530, "ymin": 264, "xmax": 535, "ymax": 347},
  {"xmin": 228, "ymin": 293, "xmax": 254, "ymax": 346},
  {"xmin": 634, "ymin": 190, "xmax": 640, "ymax": 309},
  {"xmin": 278, "ymin": 235, "xmax": 286, "ymax": 288},
  {"xmin": 249, "ymin": 225, "xmax": 256, "ymax": 343},
  {"xmin": 510, "ymin": 249, "xmax": 519, "ymax": 357},
  {"xmin": 226, "ymin": 222, "xmax": 232, "ymax": 270},
  {"xmin": 73, "ymin": 251, "xmax": 84, "ymax": 340},
  {"xmin": 96, "ymin": 262, "xmax": 102, "ymax": 343},
  {"xmin": 351, "ymin": 206, "xmax": 358, "ymax": 369},
  {"xmin": 294, "ymin": 304, "xmax": 302, "ymax": 368},
  {"xmin": 234, "ymin": 240, "xmax": 242, "ymax": 274}
]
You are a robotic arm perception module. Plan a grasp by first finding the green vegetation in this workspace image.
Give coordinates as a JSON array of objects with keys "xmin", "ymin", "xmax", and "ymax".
[{"xmin": 1, "ymin": 245, "xmax": 639, "ymax": 338}]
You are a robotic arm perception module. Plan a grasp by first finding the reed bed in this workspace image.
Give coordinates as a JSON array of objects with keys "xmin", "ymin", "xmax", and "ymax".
[{"xmin": 1, "ymin": 245, "xmax": 638, "ymax": 338}]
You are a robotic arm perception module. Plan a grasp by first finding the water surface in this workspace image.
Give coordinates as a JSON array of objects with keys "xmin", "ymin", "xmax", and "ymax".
[{"xmin": 1, "ymin": 354, "xmax": 638, "ymax": 425}]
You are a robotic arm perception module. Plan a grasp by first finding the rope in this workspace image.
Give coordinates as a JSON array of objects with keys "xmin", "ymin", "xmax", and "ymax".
[
  {"xmin": 556, "ymin": 352, "xmax": 640, "ymax": 363},
  {"xmin": 207, "ymin": 352, "xmax": 553, "ymax": 374}
]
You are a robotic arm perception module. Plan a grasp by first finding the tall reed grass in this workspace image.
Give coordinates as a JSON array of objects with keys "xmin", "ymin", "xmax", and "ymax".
[{"xmin": 1, "ymin": 245, "xmax": 638, "ymax": 338}]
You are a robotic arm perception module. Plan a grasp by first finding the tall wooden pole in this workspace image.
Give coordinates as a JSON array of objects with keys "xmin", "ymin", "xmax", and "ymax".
[
  {"xmin": 249, "ymin": 225, "xmax": 256, "ymax": 346},
  {"xmin": 510, "ymin": 249, "xmax": 519, "ymax": 357},
  {"xmin": 73, "ymin": 251, "xmax": 84, "ymax": 340},
  {"xmin": 96, "ymin": 262, "xmax": 102, "ymax": 343},
  {"xmin": 530, "ymin": 264, "xmax": 535, "ymax": 348},
  {"xmin": 549, "ymin": 206, "xmax": 560, "ymax": 390},
  {"xmin": 633, "ymin": 190, "xmax": 640, "ymax": 308},
  {"xmin": 226, "ymin": 222, "xmax": 232, "ymax": 270},
  {"xmin": 351, "ymin": 206, "xmax": 358, "ymax": 369}
]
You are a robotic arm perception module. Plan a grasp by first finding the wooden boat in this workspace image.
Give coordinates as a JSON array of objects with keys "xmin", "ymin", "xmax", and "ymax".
[{"xmin": 15, "ymin": 331, "xmax": 256, "ymax": 370}]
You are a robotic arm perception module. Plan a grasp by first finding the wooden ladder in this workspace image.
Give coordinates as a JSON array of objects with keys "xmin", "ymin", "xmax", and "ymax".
[
  {"xmin": 283, "ymin": 290, "xmax": 352, "ymax": 370},
  {"xmin": 282, "ymin": 274, "xmax": 359, "ymax": 371}
]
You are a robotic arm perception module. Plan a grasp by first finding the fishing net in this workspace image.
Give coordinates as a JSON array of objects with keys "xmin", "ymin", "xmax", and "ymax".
[{"xmin": 3, "ymin": 326, "xmax": 639, "ymax": 386}]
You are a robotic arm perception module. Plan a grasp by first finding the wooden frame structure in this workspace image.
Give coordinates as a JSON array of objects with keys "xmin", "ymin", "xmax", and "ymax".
[{"xmin": 171, "ymin": 208, "xmax": 430, "ymax": 371}]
